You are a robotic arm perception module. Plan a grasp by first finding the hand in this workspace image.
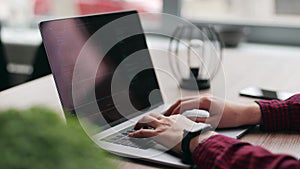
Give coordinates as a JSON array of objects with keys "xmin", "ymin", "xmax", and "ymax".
[
  {"xmin": 128, "ymin": 113, "xmax": 215, "ymax": 154},
  {"xmin": 164, "ymin": 96, "xmax": 261, "ymax": 128}
]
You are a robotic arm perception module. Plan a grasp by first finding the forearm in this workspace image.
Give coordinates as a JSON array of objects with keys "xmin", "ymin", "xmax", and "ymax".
[
  {"xmin": 232, "ymin": 94, "xmax": 300, "ymax": 131},
  {"xmin": 191, "ymin": 135, "xmax": 300, "ymax": 169}
]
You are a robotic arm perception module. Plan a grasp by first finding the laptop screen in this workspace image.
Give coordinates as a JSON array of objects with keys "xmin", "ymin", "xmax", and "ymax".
[{"xmin": 39, "ymin": 11, "xmax": 163, "ymax": 130}]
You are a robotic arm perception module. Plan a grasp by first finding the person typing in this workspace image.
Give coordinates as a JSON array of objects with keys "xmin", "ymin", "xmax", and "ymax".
[{"xmin": 129, "ymin": 94, "xmax": 300, "ymax": 169}]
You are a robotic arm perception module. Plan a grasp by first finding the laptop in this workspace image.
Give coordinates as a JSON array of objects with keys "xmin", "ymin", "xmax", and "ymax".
[{"xmin": 39, "ymin": 10, "xmax": 251, "ymax": 168}]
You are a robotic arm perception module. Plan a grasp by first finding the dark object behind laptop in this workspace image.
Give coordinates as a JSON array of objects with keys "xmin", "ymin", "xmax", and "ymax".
[
  {"xmin": 0, "ymin": 24, "xmax": 10, "ymax": 91},
  {"xmin": 28, "ymin": 42, "xmax": 51, "ymax": 81}
]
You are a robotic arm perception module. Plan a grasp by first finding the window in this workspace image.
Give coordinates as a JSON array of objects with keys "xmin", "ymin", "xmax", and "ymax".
[
  {"xmin": 164, "ymin": 0, "xmax": 300, "ymax": 46},
  {"xmin": 0, "ymin": 0, "xmax": 299, "ymax": 45},
  {"xmin": 77, "ymin": 0, "xmax": 162, "ymax": 15},
  {"xmin": 0, "ymin": 0, "xmax": 162, "ymax": 28},
  {"xmin": 181, "ymin": 0, "xmax": 300, "ymax": 27}
]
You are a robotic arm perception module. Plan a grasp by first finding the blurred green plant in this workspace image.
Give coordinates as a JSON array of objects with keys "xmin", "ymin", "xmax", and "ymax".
[{"xmin": 0, "ymin": 107, "xmax": 116, "ymax": 169}]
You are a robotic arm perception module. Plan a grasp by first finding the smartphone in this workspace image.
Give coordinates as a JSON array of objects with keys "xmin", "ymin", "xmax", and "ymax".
[{"xmin": 239, "ymin": 87, "xmax": 296, "ymax": 100}]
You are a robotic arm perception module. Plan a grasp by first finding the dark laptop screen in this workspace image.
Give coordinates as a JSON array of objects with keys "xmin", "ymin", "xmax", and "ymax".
[{"xmin": 39, "ymin": 11, "xmax": 163, "ymax": 130}]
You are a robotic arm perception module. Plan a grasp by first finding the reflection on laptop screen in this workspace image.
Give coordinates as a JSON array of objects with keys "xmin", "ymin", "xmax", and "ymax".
[{"xmin": 39, "ymin": 11, "xmax": 163, "ymax": 130}]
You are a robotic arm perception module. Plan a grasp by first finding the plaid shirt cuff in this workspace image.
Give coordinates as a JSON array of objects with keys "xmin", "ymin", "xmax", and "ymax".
[
  {"xmin": 192, "ymin": 135, "xmax": 242, "ymax": 168},
  {"xmin": 256, "ymin": 94, "xmax": 300, "ymax": 131}
]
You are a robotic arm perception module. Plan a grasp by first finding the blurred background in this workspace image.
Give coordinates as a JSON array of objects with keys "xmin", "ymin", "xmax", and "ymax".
[{"xmin": 1, "ymin": 0, "xmax": 300, "ymax": 90}]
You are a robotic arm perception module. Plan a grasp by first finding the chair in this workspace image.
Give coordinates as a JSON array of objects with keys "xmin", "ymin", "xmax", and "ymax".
[
  {"xmin": 28, "ymin": 42, "xmax": 51, "ymax": 81},
  {"xmin": 0, "ymin": 25, "xmax": 10, "ymax": 91}
]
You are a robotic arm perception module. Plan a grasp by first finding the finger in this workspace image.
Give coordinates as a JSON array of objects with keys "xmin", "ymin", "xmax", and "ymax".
[
  {"xmin": 164, "ymin": 98, "xmax": 195, "ymax": 116},
  {"xmin": 134, "ymin": 115, "xmax": 160, "ymax": 130},
  {"xmin": 128, "ymin": 129, "xmax": 156, "ymax": 138},
  {"xmin": 170, "ymin": 99, "xmax": 202, "ymax": 116},
  {"xmin": 198, "ymin": 96, "xmax": 214, "ymax": 111},
  {"xmin": 164, "ymin": 100, "xmax": 182, "ymax": 116}
]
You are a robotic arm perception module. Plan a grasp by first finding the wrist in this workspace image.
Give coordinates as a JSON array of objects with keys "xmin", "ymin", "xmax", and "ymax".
[
  {"xmin": 189, "ymin": 131, "xmax": 218, "ymax": 153},
  {"xmin": 239, "ymin": 103, "xmax": 262, "ymax": 126}
]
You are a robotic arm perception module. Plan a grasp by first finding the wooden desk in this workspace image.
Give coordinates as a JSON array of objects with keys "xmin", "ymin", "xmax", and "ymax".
[{"xmin": 0, "ymin": 42, "xmax": 300, "ymax": 168}]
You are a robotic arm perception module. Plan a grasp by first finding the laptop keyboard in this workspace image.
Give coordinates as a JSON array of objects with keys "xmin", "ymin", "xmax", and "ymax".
[{"xmin": 101, "ymin": 127, "xmax": 157, "ymax": 149}]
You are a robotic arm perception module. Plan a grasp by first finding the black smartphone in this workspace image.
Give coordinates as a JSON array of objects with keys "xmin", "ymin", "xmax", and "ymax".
[{"xmin": 239, "ymin": 87, "xmax": 295, "ymax": 100}]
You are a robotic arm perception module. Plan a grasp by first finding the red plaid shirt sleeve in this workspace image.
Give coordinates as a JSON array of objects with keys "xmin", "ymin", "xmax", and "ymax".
[
  {"xmin": 257, "ymin": 94, "xmax": 300, "ymax": 131},
  {"xmin": 192, "ymin": 94, "xmax": 300, "ymax": 169}
]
